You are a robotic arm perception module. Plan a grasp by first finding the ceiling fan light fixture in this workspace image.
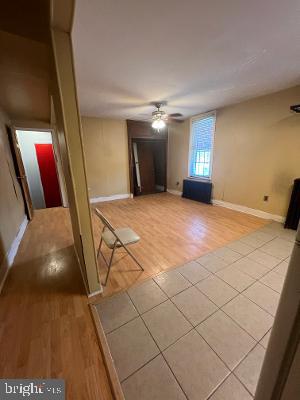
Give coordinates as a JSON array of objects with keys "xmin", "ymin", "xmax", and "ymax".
[
  {"xmin": 152, "ymin": 118, "xmax": 166, "ymax": 130},
  {"xmin": 151, "ymin": 103, "xmax": 167, "ymax": 131}
]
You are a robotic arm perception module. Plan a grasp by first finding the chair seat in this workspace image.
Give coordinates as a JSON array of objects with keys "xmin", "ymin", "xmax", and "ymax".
[{"xmin": 101, "ymin": 227, "xmax": 140, "ymax": 249}]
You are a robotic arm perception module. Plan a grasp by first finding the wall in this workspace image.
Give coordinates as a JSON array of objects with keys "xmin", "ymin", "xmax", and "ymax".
[
  {"xmin": 81, "ymin": 117, "xmax": 130, "ymax": 199},
  {"xmin": 168, "ymin": 85, "xmax": 300, "ymax": 217},
  {"xmin": 0, "ymin": 108, "xmax": 25, "ymax": 276},
  {"xmin": 167, "ymin": 119, "xmax": 190, "ymax": 192},
  {"xmin": 0, "ymin": 30, "xmax": 50, "ymax": 121},
  {"xmin": 17, "ymin": 130, "xmax": 53, "ymax": 209}
]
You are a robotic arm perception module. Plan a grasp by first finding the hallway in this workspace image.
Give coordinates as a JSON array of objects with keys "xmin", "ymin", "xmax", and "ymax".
[{"xmin": 0, "ymin": 208, "xmax": 112, "ymax": 400}]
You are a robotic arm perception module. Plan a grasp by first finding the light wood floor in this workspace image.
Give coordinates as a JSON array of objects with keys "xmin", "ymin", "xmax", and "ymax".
[
  {"xmin": 0, "ymin": 208, "xmax": 113, "ymax": 400},
  {"xmin": 92, "ymin": 193, "xmax": 268, "ymax": 297}
]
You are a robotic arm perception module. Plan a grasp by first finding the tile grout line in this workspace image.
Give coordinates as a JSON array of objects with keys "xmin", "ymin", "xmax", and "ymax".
[
  {"xmin": 140, "ymin": 302, "xmax": 194, "ymax": 353},
  {"xmin": 102, "ymin": 291, "xmax": 140, "ymax": 335},
  {"xmin": 139, "ymin": 310, "xmax": 190, "ymax": 400},
  {"xmin": 259, "ymin": 328, "xmax": 272, "ymax": 348},
  {"xmin": 119, "ymin": 353, "xmax": 162, "ymax": 385},
  {"xmin": 231, "ymin": 369, "xmax": 257, "ymax": 398},
  {"xmin": 104, "ymin": 314, "xmax": 141, "ymax": 336},
  {"xmin": 160, "ymin": 352, "xmax": 190, "ymax": 400},
  {"xmin": 127, "ymin": 279, "xmax": 169, "ymax": 315},
  {"xmin": 206, "ymin": 372, "xmax": 254, "ymax": 400}
]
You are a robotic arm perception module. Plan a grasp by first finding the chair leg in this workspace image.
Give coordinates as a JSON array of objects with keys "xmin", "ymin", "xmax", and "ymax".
[
  {"xmin": 122, "ymin": 244, "xmax": 144, "ymax": 271},
  {"xmin": 97, "ymin": 237, "xmax": 103, "ymax": 258},
  {"xmin": 103, "ymin": 242, "xmax": 117, "ymax": 286}
]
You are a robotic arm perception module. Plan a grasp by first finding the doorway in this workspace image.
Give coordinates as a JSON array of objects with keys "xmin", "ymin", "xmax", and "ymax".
[
  {"xmin": 127, "ymin": 119, "xmax": 168, "ymax": 197},
  {"xmin": 132, "ymin": 139, "xmax": 167, "ymax": 196},
  {"xmin": 15, "ymin": 130, "xmax": 62, "ymax": 210}
]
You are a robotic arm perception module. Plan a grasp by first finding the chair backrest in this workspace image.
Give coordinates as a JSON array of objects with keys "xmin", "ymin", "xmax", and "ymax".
[{"xmin": 94, "ymin": 208, "xmax": 115, "ymax": 232}]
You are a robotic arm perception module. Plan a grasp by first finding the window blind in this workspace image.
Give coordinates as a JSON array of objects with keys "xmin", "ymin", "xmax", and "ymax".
[{"xmin": 189, "ymin": 113, "xmax": 215, "ymax": 178}]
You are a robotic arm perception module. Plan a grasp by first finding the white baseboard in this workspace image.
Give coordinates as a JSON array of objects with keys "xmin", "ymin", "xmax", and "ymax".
[
  {"xmin": 0, "ymin": 216, "xmax": 28, "ymax": 293},
  {"xmin": 167, "ymin": 189, "xmax": 183, "ymax": 196},
  {"xmin": 212, "ymin": 199, "xmax": 285, "ymax": 222},
  {"xmin": 90, "ymin": 193, "xmax": 131, "ymax": 204}
]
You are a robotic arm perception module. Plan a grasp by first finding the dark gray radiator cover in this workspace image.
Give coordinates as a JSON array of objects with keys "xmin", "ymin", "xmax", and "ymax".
[{"xmin": 182, "ymin": 179, "xmax": 212, "ymax": 204}]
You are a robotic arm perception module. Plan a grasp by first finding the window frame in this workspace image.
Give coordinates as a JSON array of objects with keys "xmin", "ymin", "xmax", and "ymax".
[{"xmin": 188, "ymin": 110, "xmax": 216, "ymax": 181}]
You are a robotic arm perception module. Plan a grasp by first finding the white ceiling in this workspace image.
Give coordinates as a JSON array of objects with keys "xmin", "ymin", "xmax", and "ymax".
[{"xmin": 72, "ymin": 0, "xmax": 300, "ymax": 120}]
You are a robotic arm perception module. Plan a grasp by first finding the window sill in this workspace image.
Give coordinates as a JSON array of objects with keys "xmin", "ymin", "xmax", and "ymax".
[{"xmin": 187, "ymin": 176, "xmax": 212, "ymax": 183}]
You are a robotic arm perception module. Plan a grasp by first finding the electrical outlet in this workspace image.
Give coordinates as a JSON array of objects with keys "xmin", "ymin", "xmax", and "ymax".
[
  {"xmin": 176, "ymin": 181, "xmax": 180, "ymax": 186},
  {"xmin": 263, "ymin": 195, "xmax": 269, "ymax": 202}
]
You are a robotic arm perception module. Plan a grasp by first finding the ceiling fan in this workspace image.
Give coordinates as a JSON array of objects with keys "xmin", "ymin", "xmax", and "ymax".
[{"xmin": 150, "ymin": 101, "xmax": 184, "ymax": 131}]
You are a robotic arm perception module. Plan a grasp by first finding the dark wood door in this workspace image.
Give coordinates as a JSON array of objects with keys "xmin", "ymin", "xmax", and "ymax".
[
  {"xmin": 7, "ymin": 128, "xmax": 34, "ymax": 220},
  {"xmin": 127, "ymin": 120, "xmax": 168, "ymax": 196},
  {"xmin": 136, "ymin": 141, "xmax": 156, "ymax": 195}
]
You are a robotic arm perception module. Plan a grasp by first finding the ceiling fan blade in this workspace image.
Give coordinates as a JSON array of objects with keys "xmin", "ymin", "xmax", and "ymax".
[
  {"xmin": 169, "ymin": 113, "xmax": 183, "ymax": 118},
  {"xmin": 169, "ymin": 118, "xmax": 185, "ymax": 123},
  {"xmin": 169, "ymin": 112, "xmax": 185, "ymax": 123}
]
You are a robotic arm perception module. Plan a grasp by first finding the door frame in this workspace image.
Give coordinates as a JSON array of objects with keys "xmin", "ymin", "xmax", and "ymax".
[{"xmin": 12, "ymin": 126, "xmax": 68, "ymax": 208}]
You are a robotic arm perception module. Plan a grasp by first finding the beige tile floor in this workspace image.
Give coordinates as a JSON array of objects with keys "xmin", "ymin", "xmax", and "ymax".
[{"xmin": 95, "ymin": 221, "xmax": 296, "ymax": 400}]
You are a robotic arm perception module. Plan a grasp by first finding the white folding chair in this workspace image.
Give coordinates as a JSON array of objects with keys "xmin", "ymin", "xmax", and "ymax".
[{"xmin": 94, "ymin": 208, "xmax": 144, "ymax": 285}]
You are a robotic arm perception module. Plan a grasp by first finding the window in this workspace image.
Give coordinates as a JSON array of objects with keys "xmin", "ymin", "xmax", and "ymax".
[{"xmin": 189, "ymin": 112, "xmax": 216, "ymax": 179}]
